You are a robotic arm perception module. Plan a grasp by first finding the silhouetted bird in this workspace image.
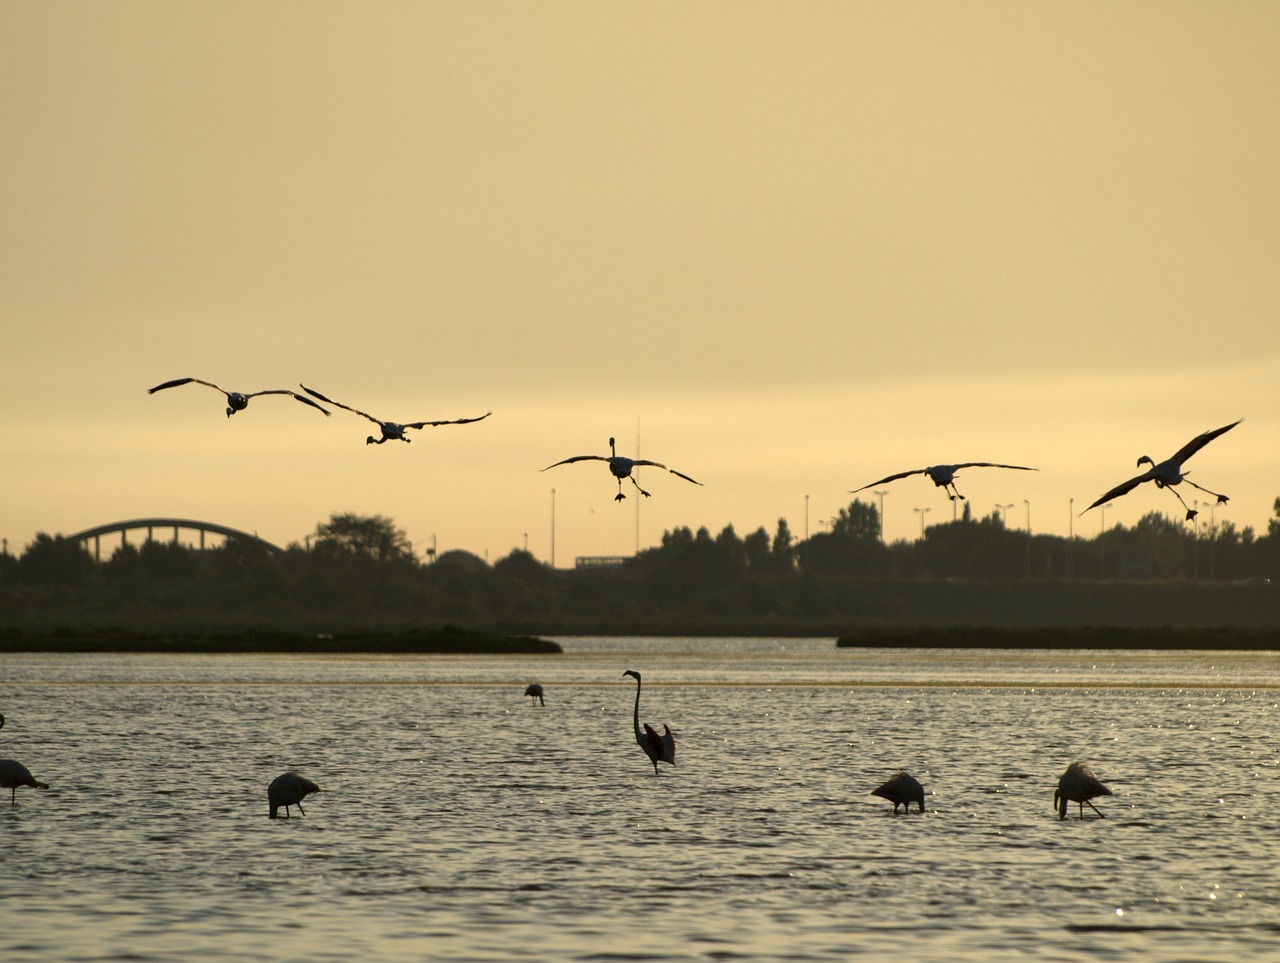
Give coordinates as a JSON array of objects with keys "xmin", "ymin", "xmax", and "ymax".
[
  {"xmin": 148, "ymin": 378, "xmax": 330, "ymax": 418},
  {"xmin": 300, "ymin": 384, "xmax": 490, "ymax": 445},
  {"xmin": 543, "ymin": 437, "xmax": 702, "ymax": 501},
  {"xmin": 1084, "ymin": 419, "xmax": 1240, "ymax": 521},
  {"xmin": 623, "ymin": 670, "xmax": 676, "ymax": 774},
  {"xmin": 268, "ymin": 771, "xmax": 321, "ymax": 819},
  {"xmin": 871, "ymin": 770, "xmax": 926, "ymax": 813},
  {"xmin": 524, "ymin": 683, "xmax": 545, "ymax": 706},
  {"xmin": 851, "ymin": 462, "xmax": 1036, "ymax": 502},
  {"xmin": 1055, "ymin": 761, "xmax": 1112, "ymax": 819}
]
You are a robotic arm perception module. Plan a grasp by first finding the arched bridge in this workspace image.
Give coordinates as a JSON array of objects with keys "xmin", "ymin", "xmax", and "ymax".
[{"xmin": 68, "ymin": 518, "xmax": 284, "ymax": 562}]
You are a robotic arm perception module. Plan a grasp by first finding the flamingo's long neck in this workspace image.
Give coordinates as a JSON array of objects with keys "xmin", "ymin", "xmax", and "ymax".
[{"xmin": 632, "ymin": 676, "xmax": 643, "ymax": 740}]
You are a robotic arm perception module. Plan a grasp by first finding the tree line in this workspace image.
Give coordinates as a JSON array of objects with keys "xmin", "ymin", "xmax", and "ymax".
[{"xmin": 2, "ymin": 501, "xmax": 1277, "ymax": 633}]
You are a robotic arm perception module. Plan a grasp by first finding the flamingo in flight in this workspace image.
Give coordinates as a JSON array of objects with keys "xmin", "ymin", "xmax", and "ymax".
[
  {"xmin": 268, "ymin": 771, "xmax": 321, "ymax": 819},
  {"xmin": 0, "ymin": 715, "xmax": 49, "ymax": 806},
  {"xmin": 851, "ymin": 462, "xmax": 1037, "ymax": 502},
  {"xmin": 543, "ymin": 438, "xmax": 702, "ymax": 501},
  {"xmin": 623, "ymin": 670, "xmax": 676, "ymax": 775},
  {"xmin": 300, "ymin": 384, "xmax": 490, "ymax": 445},
  {"xmin": 871, "ymin": 770, "xmax": 926, "ymax": 814},
  {"xmin": 148, "ymin": 378, "xmax": 331, "ymax": 418},
  {"xmin": 1054, "ymin": 761, "xmax": 1112, "ymax": 820},
  {"xmin": 524, "ymin": 683, "xmax": 545, "ymax": 706},
  {"xmin": 1083, "ymin": 419, "xmax": 1240, "ymax": 521}
]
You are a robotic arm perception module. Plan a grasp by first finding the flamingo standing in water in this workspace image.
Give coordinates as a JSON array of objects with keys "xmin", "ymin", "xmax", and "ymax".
[
  {"xmin": 851, "ymin": 462, "xmax": 1037, "ymax": 503},
  {"xmin": 524, "ymin": 683, "xmax": 545, "ymax": 706},
  {"xmin": 268, "ymin": 771, "xmax": 321, "ymax": 819},
  {"xmin": 1055, "ymin": 761, "xmax": 1112, "ymax": 819},
  {"xmin": 1083, "ymin": 419, "xmax": 1241, "ymax": 521},
  {"xmin": 871, "ymin": 770, "xmax": 926, "ymax": 814},
  {"xmin": 543, "ymin": 437, "xmax": 702, "ymax": 501},
  {"xmin": 0, "ymin": 715, "xmax": 49, "ymax": 805},
  {"xmin": 147, "ymin": 378, "xmax": 331, "ymax": 418},
  {"xmin": 300, "ymin": 384, "xmax": 490, "ymax": 445},
  {"xmin": 623, "ymin": 670, "xmax": 675, "ymax": 774}
]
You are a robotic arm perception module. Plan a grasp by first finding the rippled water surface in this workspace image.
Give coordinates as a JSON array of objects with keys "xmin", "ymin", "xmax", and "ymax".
[{"xmin": 3, "ymin": 639, "xmax": 1280, "ymax": 961}]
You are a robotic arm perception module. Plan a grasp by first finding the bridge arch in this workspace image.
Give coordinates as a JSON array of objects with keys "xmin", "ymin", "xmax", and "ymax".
[{"xmin": 67, "ymin": 518, "xmax": 284, "ymax": 562}]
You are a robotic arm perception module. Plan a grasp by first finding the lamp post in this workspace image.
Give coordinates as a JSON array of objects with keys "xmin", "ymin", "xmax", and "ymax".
[
  {"xmin": 914, "ymin": 506, "xmax": 931, "ymax": 540},
  {"xmin": 873, "ymin": 490, "xmax": 889, "ymax": 543},
  {"xmin": 996, "ymin": 502, "xmax": 1015, "ymax": 526},
  {"xmin": 1024, "ymin": 499, "xmax": 1031, "ymax": 579},
  {"xmin": 550, "ymin": 489, "xmax": 556, "ymax": 568},
  {"xmin": 1067, "ymin": 498, "xmax": 1074, "ymax": 581}
]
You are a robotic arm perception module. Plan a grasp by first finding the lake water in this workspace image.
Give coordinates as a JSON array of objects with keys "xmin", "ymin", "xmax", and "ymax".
[{"xmin": 3, "ymin": 638, "xmax": 1280, "ymax": 961}]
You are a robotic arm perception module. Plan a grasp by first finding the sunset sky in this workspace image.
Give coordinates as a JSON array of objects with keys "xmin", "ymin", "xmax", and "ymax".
[{"xmin": 3, "ymin": 2, "xmax": 1276, "ymax": 566}]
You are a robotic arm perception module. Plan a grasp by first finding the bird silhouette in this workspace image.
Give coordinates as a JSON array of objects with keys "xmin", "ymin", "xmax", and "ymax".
[
  {"xmin": 0, "ymin": 715, "xmax": 49, "ymax": 806},
  {"xmin": 871, "ymin": 770, "xmax": 926, "ymax": 814},
  {"xmin": 1054, "ymin": 761, "xmax": 1112, "ymax": 819},
  {"xmin": 1084, "ymin": 419, "xmax": 1241, "ymax": 521},
  {"xmin": 524, "ymin": 683, "xmax": 545, "ymax": 706},
  {"xmin": 300, "ymin": 384, "xmax": 490, "ymax": 445},
  {"xmin": 148, "ymin": 378, "xmax": 330, "ymax": 418},
  {"xmin": 623, "ymin": 670, "xmax": 675, "ymax": 774},
  {"xmin": 851, "ymin": 462, "xmax": 1036, "ymax": 502},
  {"xmin": 268, "ymin": 771, "xmax": 321, "ymax": 819},
  {"xmin": 543, "ymin": 437, "xmax": 702, "ymax": 501}
]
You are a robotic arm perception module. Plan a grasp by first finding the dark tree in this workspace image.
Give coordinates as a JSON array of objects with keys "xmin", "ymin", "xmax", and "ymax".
[{"xmin": 312, "ymin": 513, "xmax": 416, "ymax": 564}]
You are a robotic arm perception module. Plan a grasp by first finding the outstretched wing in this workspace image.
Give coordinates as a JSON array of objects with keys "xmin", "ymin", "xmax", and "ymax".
[
  {"xmin": 147, "ymin": 377, "xmax": 224, "ymax": 396},
  {"xmin": 642, "ymin": 722, "xmax": 675, "ymax": 764},
  {"xmin": 404, "ymin": 412, "xmax": 492, "ymax": 430},
  {"xmin": 1084, "ymin": 472, "xmax": 1150, "ymax": 513},
  {"xmin": 1168, "ymin": 419, "xmax": 1242, "ymax": 466},
  {"xmin": 633, "ymin": 459, "xmax": 703, "ymax": 486},
  {"xmin": 951, "ymin": 462, "xmax": 1037, "ymax": 472},
  {"xmin": 299, "ymin": 384, "xmax": 381, "ymax": 425},
  {"xmin": 542, "ymin": 454, "xmax": 607, "ymax": 471},
  {"xmin": 243, "ymin": 389, "xmax": 331, "ymax": 415},
  {"xmin": 849, "ymin": 467, "xmax": 926, "ymax": 493}
]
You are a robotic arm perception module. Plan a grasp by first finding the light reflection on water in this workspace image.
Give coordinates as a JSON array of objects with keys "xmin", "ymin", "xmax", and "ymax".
[{"xmin": 2, "ymin": 640, "xmax": 1280, "ymax": 961}]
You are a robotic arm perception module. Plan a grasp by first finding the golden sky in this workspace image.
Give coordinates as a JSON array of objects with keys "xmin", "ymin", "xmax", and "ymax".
[{"xmin": 2, "ymin": 2, "xmax": 1277, "ymax": 563}]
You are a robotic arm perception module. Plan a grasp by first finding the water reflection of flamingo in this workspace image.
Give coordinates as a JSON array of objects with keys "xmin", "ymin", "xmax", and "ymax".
[
  {"xmin": 1055, "ymin": 761, "xmax": 1112, "ymax": 819},
  {"xmin": 623, "ymin": 670, "xmax": 675, "ymax": 775}
]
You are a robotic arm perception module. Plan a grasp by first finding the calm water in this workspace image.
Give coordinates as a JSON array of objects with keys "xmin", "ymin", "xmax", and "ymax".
[{"xmin": 3, "ymin": 639, "xmax": 1280, "ymax": 961}]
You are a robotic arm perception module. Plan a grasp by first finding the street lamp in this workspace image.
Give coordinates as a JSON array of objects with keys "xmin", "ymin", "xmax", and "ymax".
[
  {"xmin": 550, "ymin": 489, "xmax": 556, "ymax": 568},
  {"xmin": 1024, "ymin": 499, "xmax": 1031, "ymax": 579},
  {"xmin": 996, "ymin": 503, "xmax": 1014, "ymax": 526},
  {"xmin": 873, "ymin": 490, "xmax": 889, "ymax": 543},
  {"xmin": 914, "ymin": 506, "xmax": 931, "ymax": 539}
]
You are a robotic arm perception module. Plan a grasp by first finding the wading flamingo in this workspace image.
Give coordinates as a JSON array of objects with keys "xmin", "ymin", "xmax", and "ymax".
[{"xmin": 623, "ymin": 670, "xmax": 675, "ymax": 774}]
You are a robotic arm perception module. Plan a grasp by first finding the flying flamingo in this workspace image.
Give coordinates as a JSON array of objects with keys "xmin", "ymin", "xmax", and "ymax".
[
  {"xmin": 268, "ymin": 771, "xmax": 321, "ymax": 819},
  {"xmin": 0, "ymin": 715, "xmax": 49, "ymax": 806},
  {"xmin": 623, "ymin": 670, "xmax": 676, "ymax": 775},
  {"xmin": 851, "ymin": 462, "xmax": 1036, "ymax": 503},
  {"xmin": 1084, "ymin": 419, "xmax": 1241, "ymax": 521},
  {"xmin": 543, "ymin": 437, "xmax": 702, "ymax": 501},
  {"xmin": 1054, "ymin": 761, "xmax": 1112, "ymax": 819},
  {"xmin": 871, "ymin": 770, "xmax": 926, "ymax": 814},
  {"xmin": 147, "ymin": 378, "xmax": 331, "ymax": 418},
  {"xmin": 524, "ymin": 683, "xmax": 545, "ymax": 706},
  {"xmin": 300, "ymin": 384, "xmax": 490, "ymax": 445}
]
